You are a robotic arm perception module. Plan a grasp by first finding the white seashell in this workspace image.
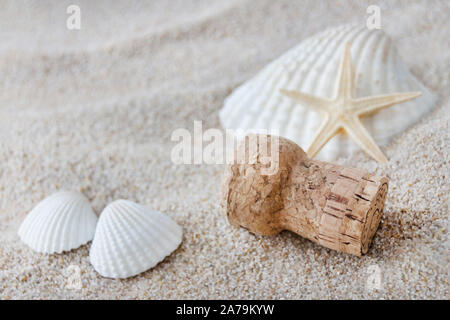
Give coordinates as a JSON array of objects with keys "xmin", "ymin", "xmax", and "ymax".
[
  {"xmin": 220, "ymin": 23, "xmax": 437, "ymax": 160},
  {"xmin": 18, "ymin": 191, "xmax": 98, "ymax": 254},
  {"xmin": 89, "ymin": 200, "xmax": 183, "ymax": 279}
]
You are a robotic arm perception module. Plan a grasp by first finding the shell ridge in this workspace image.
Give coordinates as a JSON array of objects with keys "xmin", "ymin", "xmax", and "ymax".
[
  {"xmin": 24, "ymin": 200, "xmax": 57, "ymax": 250},
  {"xmin": 223, "ymin": 61, "xmax": 280, "ymax": 128},
  {"xmin": 18, "ymin": 197, "xmax": 52, "ymax": 241},
  {"xmin": 359, "ymin": 30, "xmax": 386, "ymax": 139},
  {"xmin": 114, "ymin": 201, "xmax": 155, "ymax": 269},
  {"xmin": 36, "ymin": 197, "xmax": 73, "ymax": 253},
  {"xmin": 104, "ymin": 204, "xmax": 132, "ymax": 278},
  {"xmin": 224, "ymin": 35, "xmax": 314, "ymax": 130},
  {"xmin": 92, "ymin": 214, "xmax": 112, "ymax": 277},
  {"xmin": 254, "ymin": 48, "xmax": 312, "ymax": 129},
  {"xmin": 96, "ymin": 207, "xmax": 123, "ymax": 277},
  {"xmin": 68, "ymin": 197, "xmax": 93, "ymax": 250},
  {"xmin": 372, "ymin": 34, "xmax": 393, "ymax": 137},
  {"xmin": 224, "ymin": 41, "xmax": 309, "ymax": 129},
  {"xmin": 79, "ymin": 199, "xmax": 97, "ymax": 246},
  {"xmin": 53, "ymin": 196, "xmax": 80, "ymax": 253},
  {"xmin": 260, "ymin": 37, "xmax": 328, "ymax": 127},
  {"xmin": 79, "ymin": 201, "xmax": 93, "ymax": 245},
  {"xmin": 91, "ymin": 207, "xmax": 121, "ymax": 277},
  {"xmin": 376, "ymin": 45, "xmax": 405, "ymax": 140},
  {"xmin": 124, "ymin": 202, "xmax": 178, "ymax": 258},
  {"xmin": 116, "ymin": 203, "xmax": 170, "ymax": 272},
  {"xmin": 243, "ymin": 63, "xmax": 289, "ymax": 130}
]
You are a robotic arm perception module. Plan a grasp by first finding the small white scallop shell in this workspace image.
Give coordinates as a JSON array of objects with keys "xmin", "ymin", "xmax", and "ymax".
[
  {"xmin": 89, "ymin": 200, "xmax": 183, "ymax": 279},
  {"xmin": 220, "ymin": 23, "xmax": 437, "ymax": 160},
  {"xmin": 18, "ymin": 191, "xmax": 98, "ymax": 254}
]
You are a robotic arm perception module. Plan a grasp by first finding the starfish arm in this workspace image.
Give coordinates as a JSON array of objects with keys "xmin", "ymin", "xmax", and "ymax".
[
  {"xmin": 352, "ymin": 91, "xmax": 422, "ymax": 116},
  {"xmin": 280, "ymin": 89, "xmax": 330, "ymax": 112},
  {"xmin": 306, "ymin": 116, "xmax": 340, "ymax": 158},
  {"xmin": 343, "ymin": 116, "xmax": 388, "ymax": 163},
  {"xmin": 335, "ymin": 42, "xmax": 354, "ymax": 99}
]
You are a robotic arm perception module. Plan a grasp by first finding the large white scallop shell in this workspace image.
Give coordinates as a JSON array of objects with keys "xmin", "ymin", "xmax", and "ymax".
[
  {"xmin": 18, "ymin": 191, "xmax": 98, "ymax": 253},
  {"xmin": 89, "ymin": 200, "xmax": 183, "ymax": 279},
  {"xmin": 220, "ymin": 23, "xmax": 437, "ymax": 160}
]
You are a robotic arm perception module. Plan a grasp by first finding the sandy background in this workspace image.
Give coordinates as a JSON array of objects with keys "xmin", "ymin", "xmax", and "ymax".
[{"xmin": 0, "ymin": 0, "xmax": 448, "ymax": 299}]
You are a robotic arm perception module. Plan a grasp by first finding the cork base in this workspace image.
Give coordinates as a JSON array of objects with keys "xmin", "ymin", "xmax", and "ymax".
[
  {"xmin": 360, "ymin": 179, "xmax": 389, "ymax": 254},
  {"xmin": 316, "ymin": 166, "xmax": 388, "ymax": 256}
]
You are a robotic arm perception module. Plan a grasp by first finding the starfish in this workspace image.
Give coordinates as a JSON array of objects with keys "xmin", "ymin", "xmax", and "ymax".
[{"xmin": 280, "ymin": 42, "xmax": 421, "ymax": 163}]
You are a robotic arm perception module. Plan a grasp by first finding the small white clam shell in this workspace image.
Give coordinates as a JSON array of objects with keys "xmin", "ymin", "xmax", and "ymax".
[
  {"xmin": 220, "ymin": 23, "xmax": 437, "ymax": 160},
  {"xmin": 89, "ymin": 200, "xmax": 183, "ymax": 279},
  {"xmin": 18, "ymin": 191, "xmax": 98, "ymax": 254}
]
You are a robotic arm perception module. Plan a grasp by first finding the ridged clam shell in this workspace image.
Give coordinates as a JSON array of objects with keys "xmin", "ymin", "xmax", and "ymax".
[
  {"xmin": 220, "ymin": 23, "xmax": 437, "ymax": 160},
  {"xmin": 18, "ymin": 191, "xmax": 98, "ymax": 254},
  {"xmin": 89, "ymin": 200, "xmax": 183, "ymax": 279}
]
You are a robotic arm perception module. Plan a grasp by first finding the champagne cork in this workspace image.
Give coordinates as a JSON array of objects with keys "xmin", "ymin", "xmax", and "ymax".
[{"xmin": 221, "ymin": 134, "xmax": 388, "ymax": 256}]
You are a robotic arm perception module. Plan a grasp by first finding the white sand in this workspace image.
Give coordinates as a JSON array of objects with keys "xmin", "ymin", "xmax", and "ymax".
[{"xmin": 0, "ymin": 0, "xmax": 448, "ymax": 299}]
